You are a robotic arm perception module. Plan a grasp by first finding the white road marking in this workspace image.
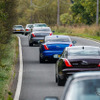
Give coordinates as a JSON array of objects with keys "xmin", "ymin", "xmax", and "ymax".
[{"xmin": 14, "ymin": 36, "xmax": 23, "ymax": 100}]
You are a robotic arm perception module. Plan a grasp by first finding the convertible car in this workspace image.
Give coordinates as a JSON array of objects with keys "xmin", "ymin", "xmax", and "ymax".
[
  {"xmin": 55, "ymin": 46, "xmax": 100, "ymax": 86},
  {"xmin": 39, "ymin": 35, "xmax": 75, "ymax": 63}
]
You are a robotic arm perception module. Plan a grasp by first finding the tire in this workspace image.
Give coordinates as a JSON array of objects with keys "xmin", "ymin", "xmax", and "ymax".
[
  {"xmin": 29, "ymin": 42, "xmax": 33, "ymax": 46},
  {"xmin": 55, "ymin": 75, "xmax": 57, "ymax": 83},
  {"xmin": 57, "ymin": 76, "xmax": 65, "ymax": 86},
  {"xmin": 39, "ymin": 55, "xmax": 45, "ymax": 63}
]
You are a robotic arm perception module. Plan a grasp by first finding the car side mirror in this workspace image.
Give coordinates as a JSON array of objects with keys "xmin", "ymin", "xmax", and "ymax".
[
  {"xmin": 72, "ymin": 41, "xmax": 77, "ymax": 45},
  {"xmin": 52, "ymin": 31, "xmax": 55, "ymax": 33},
  {"xmin": 44, "ymin": 97, "xmax": 59, "ymax": 100}
]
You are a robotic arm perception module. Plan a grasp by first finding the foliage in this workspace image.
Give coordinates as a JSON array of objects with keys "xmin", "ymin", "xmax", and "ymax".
[
  {"xmin": 60, "ymin": 0, "xmax": 100, "ymax": 25},
  {"xmin": 17, "ymin": 0, "xmax": 71, "ymax": 25}
]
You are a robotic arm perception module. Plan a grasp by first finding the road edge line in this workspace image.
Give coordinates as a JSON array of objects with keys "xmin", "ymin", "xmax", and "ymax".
[{"xmin": 14, "ymin": 36, "xmax": 23, "ymax": 100}]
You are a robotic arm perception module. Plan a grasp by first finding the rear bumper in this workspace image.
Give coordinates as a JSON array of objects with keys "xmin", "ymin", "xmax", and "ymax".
[
  {"xmin": 30, "ymin": 37, "xmax": 45, "ymax": 44},
  {"xmin": 62, "ymin": 68, "xmax": 100, "ymax": 74},
  {"xmin": 41, "ymin": 51, "xmax": 62, "ymax": 60},
  {"xmin": 13, "ymin": 31, "xmax": 24, "ymax": 33}
]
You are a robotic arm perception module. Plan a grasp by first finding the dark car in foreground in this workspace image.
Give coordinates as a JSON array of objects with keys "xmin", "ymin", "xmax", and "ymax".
[
  {"xmin": 39, "ymin": 35, "xmax": 75, "ymax": 63},
  {"xmin": 28, "ymin": 27, "xmax": 53, "ymax": 46},
  {"xmin": 45, "ymin": 71, "xmax": 100, "ymax": 100},
  {"xmin": 13, "ymin": 25, "xmax": 25, "ymax": 34},
  {"xmin": 55, "ymin": 46, "xmax": 100, "ymax": 86}
]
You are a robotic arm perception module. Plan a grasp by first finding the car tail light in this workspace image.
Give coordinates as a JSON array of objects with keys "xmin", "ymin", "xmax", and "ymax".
[
  {"xmin": 98, "ymin": 63, "xmax": 100, "ymax": 67},
  {"xmin": 32, "ymin": 33, "xmax": 36, "ymax": 37},
  {"xmin": 26, "ymin": 29, "xmax": 29, "ymax": 31},
  {"xmin": 49, "ymin": 33, "xmax": 53, "ymax": 36},
  {"xmin": 64, "ymin": 59, "xmax": 72, "ymax": 67},
  {"xmin": 43, "ymin": 44, "xmax": 49, "ymax": 50},
  {"xmin": 69, "ymin": 44, "xmax": 72, "ymax": 47}
]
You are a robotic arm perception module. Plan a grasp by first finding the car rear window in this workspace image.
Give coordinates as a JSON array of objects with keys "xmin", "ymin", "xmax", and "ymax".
[
  {"xmin": 33, "ymin": 28, "xmax": 51, "ymax": 32},
  {"xmin": 34, "ymin": 24, "xmax": 47, "ymax": 27},
  {"xmin": 45, "ymin": 37, "xmax": 71, "ymax": 42},
  {"xmin": 68, "ymin": 48, "xmax": 100, "ymax": 56},
  {"xmin": 14, "ymin": 26, "xmax": 23, "ymax": 28},
  {"xmin": 27, "ymin": 25, "xmax": 33, "ymax": 28},
  {"xmin": 65, "ymin": 78, "xmax": 100, "ymax": 100}
]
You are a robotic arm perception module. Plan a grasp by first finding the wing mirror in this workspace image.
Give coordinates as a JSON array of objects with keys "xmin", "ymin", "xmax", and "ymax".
[
  {"xmin": 52, "ymin": 31, "xmax": 55, "ymax": 33},
  {"xmin": 44, "ymin": 97, "xmax": 59, "ymax": 100},
  {"xmin": 72, "ymin": 41, "xmax": 77, "ymax": 45}
]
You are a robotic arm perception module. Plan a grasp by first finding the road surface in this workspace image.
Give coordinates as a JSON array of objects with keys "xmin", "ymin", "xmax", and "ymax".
[{"xmin": 17, "ymin": 35, "xmax": 100, "ymax": 100}]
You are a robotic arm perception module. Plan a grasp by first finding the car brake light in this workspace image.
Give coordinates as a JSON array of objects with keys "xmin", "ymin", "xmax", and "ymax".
[
  {"xmin": 98, "ymin": 63, "xmax": 100, "ymax": 67},
  {"xmin": 32, "ymin": 33, "xmax": 36, "ymax": 37},
  {"xmin": 43, "ymin": 44, "xmax": 49, "ymax": 50},
  {"xmin": 49, "ymin": 33, "xmax": 53, "ymax": 36},
  {"xmin": 69, "ymin": 44, "xmax": 72, "ymax": 47},
  {"xmin": 26, "ymin": 29, "xmax": 29, "ymax": 31},
  {"xmin": 64, "ymin": 59, "xmax": 72, "ymax": 67}
]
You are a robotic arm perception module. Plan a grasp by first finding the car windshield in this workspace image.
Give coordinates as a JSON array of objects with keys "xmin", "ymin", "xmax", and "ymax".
[
  {"xmin": 65, "ymin": 78, "xmax": 100, "ymax": 100},
  {"xmin": 68, "ymin": 48, "xmax": 100, "ymax": 56},
  {"xmin": 45, "ymin": 37, "xmax": 71, "ymax": 42},
  {"xmin": 33, "ymin": 28, "xmax": 51, "ymax": 32},
  {"xmin": 14, "ymin": 26, "xmax": 23, "ymax": 28}
]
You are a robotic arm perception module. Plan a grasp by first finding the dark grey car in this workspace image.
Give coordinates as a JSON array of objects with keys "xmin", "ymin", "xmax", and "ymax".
[{"xmin": 28, "ymin": 27, "xmax": 53, "ymax": 46}]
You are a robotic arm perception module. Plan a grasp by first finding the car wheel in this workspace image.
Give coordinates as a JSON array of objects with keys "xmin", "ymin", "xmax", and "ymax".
[
  {"xmin": 29, "ymin": 42, "xmax": 33, "ymax": 46},
  {"xmin": 39, "ymin": 56, "xmax": 45, "ymax": 63},
  {"xmin": 57, "ymin": 76, "xmax": 65, "ymax": 86},
  {"xmin": 55, "ymin": 75, "xmax": 57, "ymax": 83}
]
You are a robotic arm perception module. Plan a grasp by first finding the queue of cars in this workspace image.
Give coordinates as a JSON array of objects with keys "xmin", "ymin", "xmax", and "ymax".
[{"xmin": 13, "ymin": 23, "xmax": 100, "ymax": 100}]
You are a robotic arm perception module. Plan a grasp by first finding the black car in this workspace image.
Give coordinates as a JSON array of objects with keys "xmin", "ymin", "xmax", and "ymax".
[
  {"xmin": 45, "ymin": 71, "xmax": 100, "ymax": 100},
  {"xmin": 28, "ymin": 27, "xmax": 53, "ymax": 46},
  {"xmin": 55, "ymin": 46, "xmax": 100, "ymax": 86}
]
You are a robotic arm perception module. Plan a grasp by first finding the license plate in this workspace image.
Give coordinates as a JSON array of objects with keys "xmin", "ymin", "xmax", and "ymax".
[
  {"xmin": 40, "ymin": 40, "xmax": 43, "ymax": 42},
  {"xmin": 16, "ymin": 30, "xmax": 20, "ymax": 31},
  {"xmin": 53, "ymin": 54, "xmax": 61, "ymax": 58}
]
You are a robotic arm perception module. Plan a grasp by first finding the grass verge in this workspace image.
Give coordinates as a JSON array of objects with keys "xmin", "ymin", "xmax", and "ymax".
[
  {"xmin": 52, "ymin": 25, "xmax": 100, "ymax": 41},
  {"xmin": 0, "ymin": 35, "xmax": 18, "ymax": 100}
]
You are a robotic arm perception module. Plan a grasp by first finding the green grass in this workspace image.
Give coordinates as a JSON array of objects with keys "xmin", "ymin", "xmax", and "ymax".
[
  {"xmin": 0, "ymin": 35, "xmax": 18, "ymax": 100},
  {"xmin": 52, "ymin": 25, "xmax": 100, "ymax": 41}
]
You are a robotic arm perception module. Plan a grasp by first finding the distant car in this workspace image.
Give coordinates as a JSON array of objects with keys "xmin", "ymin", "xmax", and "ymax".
[
  {"xmin": 55, "ymin": 46, "xmax": 100, "ymax": 86},
  {"xmin": 39, "ymin": 35, "xmax": 75, "ymax": 63},
  {"xmin": 33, "ymin": 23, "xmax": 47, "ymax": 27},
  {"xmin": 28, "ymin": 27, "xmax": 53, "ymax": 46},
  {"xmin": 45, "ymin": 71, "xmax": 100, "ymax": 100},
  {"xmin": 25, "ymin": 24, "xmax": 34, "ymax": 35},
  {"xmin": 13, "ymin": 25, "xmax": 25, "ymax": 34}
]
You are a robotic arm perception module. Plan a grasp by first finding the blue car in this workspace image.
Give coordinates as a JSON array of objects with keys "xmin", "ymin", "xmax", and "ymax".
[{"xmin": 39, "ymin": 35, "xmax": 75, "ymax": 63}]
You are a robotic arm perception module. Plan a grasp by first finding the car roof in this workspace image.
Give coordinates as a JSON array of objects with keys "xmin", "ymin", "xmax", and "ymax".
[
  {"xmin": 65, "ymin": 46, "xmax": 100, "ymax": 50},
  {"xmin": 72, "ymin": 71, "xmax": 100, "ymax": 79},
  {"xmin": 33, "ymin": 23, "xmax": 46, "ymax": 25},
  {"xmin": 33, "ymin": 27, "xmax": 51, "ymax": 30},
  {"xmin": 14, "ymin": 25, "xmax": 23, "ymax": 26},
  {"xmin": 45, "ymin": 35, "xmax": 70, "ymax": 38}
]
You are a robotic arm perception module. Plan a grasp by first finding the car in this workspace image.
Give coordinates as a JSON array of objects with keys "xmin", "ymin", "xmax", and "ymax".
[
  {"xmin": 25, "ymin": 24, "xmax": 34, "ymax": 35},
  {"xmin": 33, "ymin": 23, "xmax": 47, "ymax": 27},
  {"xmin": 55, "ymin": 46, "xmax": 100, "ymax": 86},
  {"xmin": 39, "ymin": 35, "xmax": 75, "ymax": 63},
  {"xmin": 28, "ymin": 27, "xmax": 53, "ymax": 46},
  {"xmin": 45, "ymin": 71, "xmax": 100, "ymax": 100},
  {"xmin": 13, "ymin": 25, "xmax": 25, "ymax": 34}
]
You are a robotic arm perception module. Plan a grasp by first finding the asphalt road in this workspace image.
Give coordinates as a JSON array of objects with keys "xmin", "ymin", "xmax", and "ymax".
[{"xmin": 18, "ymin": 34, "xmax": 100, "ymax": 100}]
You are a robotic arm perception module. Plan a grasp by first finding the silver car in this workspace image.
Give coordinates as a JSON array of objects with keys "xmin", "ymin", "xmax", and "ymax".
[
  {"xmin": 28, "ymin": 27, "xmax": 53, "ymax": 46},
  {"xmin": 25, "ymin": 24, "xmax": 34, "ymax": 35},
  {"xmin": 13, "ymin": 25, "xmax": 25, "ymax": 34}
]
